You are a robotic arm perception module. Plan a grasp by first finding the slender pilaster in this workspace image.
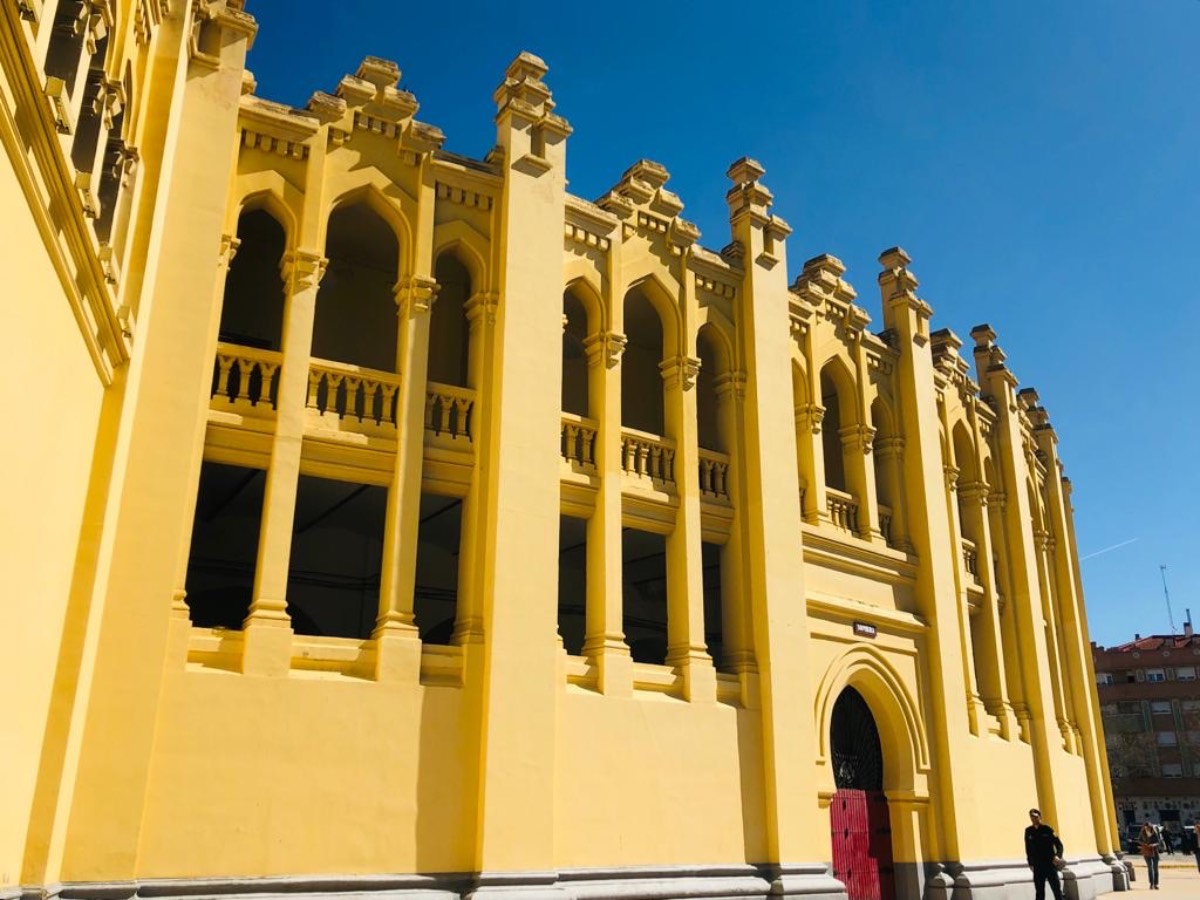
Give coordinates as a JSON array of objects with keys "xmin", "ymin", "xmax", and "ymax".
[
  {"xmin": 842, "ymin": 420, "xmax": 879, "ymax": 541},
  {"xmin": 877, "ymin": 436, "xmax": 912, "ymax": 552},
  {"xmin": 970, "ymin": 324, "xmax": 1063, "ymax": 826},
  {"xmin": 582, "ymin": 331, "xmax": 632, "ymax": 695},
  {"xmin": 372, "ymin": 274, "xmax": 438, "ymax": 680},
  {"xmin": 1036, "ymin": 416, "xmax": 1114, "ymax": 852},
  {"xmin": 879, "ymin": 248, "xmax": 979, "ymax": 861},
  {"xmin": 241, "ymin": 250, "xmax": 325, "ymax": 675},
  {"xmin": 453, "ymin": 290, "xmax": 498, "ymax": 648},
  {"xmin": 661, "ymin": 354, "xmax": 716, "ymax": 701},
  {"xmin": 716, "ymin": 371, "xmax": 753, "ymax": 673},
  {"xmin": 725, "ymin": 159, "xmax": 830, "ymax": 887},
  {"xmin": 1061, "ymin": 477, "xmax": 1121, "ymax": 856},
  {"xmin": 466, "ymin": 52, "xmax": 570, "ymax": 887}
]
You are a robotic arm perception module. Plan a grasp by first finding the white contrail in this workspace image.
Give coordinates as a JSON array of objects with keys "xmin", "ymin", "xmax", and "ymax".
[{"xmin": 1080, "ymin": 537, "xmax": 1139, "ymax": 562}]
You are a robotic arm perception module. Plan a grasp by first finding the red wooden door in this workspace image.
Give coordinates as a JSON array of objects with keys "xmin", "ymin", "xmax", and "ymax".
[{"xmin": 831, "ymin": 789, "xmax": 895, "ymax": 900}]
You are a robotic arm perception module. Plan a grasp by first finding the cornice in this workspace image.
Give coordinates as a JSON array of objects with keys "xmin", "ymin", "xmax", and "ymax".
[
  {"xmin": 238, "ymin": 96, "xmax": 318, "ymax": 159},
  {"xmin": 432, "ymin": 149, "xmax": 502, "ymax": 182}
]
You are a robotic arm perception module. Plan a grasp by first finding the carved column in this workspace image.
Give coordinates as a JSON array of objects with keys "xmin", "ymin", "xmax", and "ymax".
[
  {"xmin": 662, "ymin": 353, "xmax": 716, "ymax": 702},
  {"xmin": 943, "ymin": 461, "xmax": 987, "ymax": 735},
  {"xmin": 842, "ymin": 422, "xmax": 879, "ymax": 541},
  {"xmin": 716, "ymin": 370, "xmax": 752, "ymax": 673},
  {"xmin": 452, "ymin": 290, "xmax": 498, "ymax": 647},
  {"xmin": 1034, "ymin": 523, "xmax": 1077, "ymax": 751},
  {"xmin": 795, "ymin": 402, "xmax": 825, "ymax": 523},
  {"xmin": 373, "ymin": 274, "xmax": 438, "ymax": 681},
  {"xmin": 876, "ymin": 436, "xmax": 911, "ymax": 551},
  {"xmin": 241, "ymin": 250, "xmax": 326, "ymax": 675},
  {"xmin": 582, "ymin": 330, "xmax": 632, "ymax": 694}
]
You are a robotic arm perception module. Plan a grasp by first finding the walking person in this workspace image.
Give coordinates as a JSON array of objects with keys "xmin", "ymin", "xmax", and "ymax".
[
  {"xmin": 1192, "ymin": 821, "xmax": 1200, "ymax": 873},
  {"xmin": 1138, "ymin": 821, "xmax": 1163, "ymax": 890},
  {"xmin": 1024, "ymin": 808, "xmax": 1065, "ymax": 900}
]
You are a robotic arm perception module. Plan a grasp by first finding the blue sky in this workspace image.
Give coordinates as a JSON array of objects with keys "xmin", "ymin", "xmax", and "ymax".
[{"xmin": 244, "ymin": 1, "xmax": 1200, "ymax": 647}]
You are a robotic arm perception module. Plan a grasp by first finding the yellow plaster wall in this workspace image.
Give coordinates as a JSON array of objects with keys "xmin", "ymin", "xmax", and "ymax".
[
  {"xmin": 963, "ymin": 736, "xmax": 1039, "ymax": 858},
  {"xmin": 136, "ymin": 671, "xmax": 472, "ymax": 878},
  {"xmin": 554, "ymin": 689, "xmax": 765, "ymax": 867},
  {"xmin": 0, "ymin": 155, "xmax": 105, "ymax": 887}
]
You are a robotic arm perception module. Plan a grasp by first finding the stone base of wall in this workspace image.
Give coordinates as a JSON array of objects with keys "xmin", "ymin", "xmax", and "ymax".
[
  {"xmin": 925, "ymin": 856, "xmax": 1127, "ymax": 900},
  {"xmin": 17, "ymin": 857, "xmax": 1131, "ymax": 900},
  {"xmin": 27, "ymin": 865, "xmax": 846, "ymax": 900}
]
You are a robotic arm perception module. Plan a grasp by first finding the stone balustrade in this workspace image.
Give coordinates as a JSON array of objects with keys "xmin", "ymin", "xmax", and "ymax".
[
  {"xmin": 698, "ymin": 449, "xmax": 731, "ymax": 502},
  {"xmin": 620, "ymin": 428, "xmax": 675, "ymax": 487},
  {"xmin": 307, "ymin": 358, "xmax": 401, "ymax": 427},
  {"xmin": 825, "ymin": 487, "xmax": 860, "ymax": 534},
  {"xmin": 878, "ymin": 504, "xmax": 893, "ymax": 545},
  {"xmin": 962, "ymin": 537, "xmax": 980, "ymax": 580},
  {"xmin": 212, "ymin": 343, "xmax": 281, "ymax": 409},
  {"xmin": 425, "ymin": 383, "xmax": 474, "ymax": 442},
  {"xmin": 561, "ymin": 414, "xmax": 597, "ymax": 470}
]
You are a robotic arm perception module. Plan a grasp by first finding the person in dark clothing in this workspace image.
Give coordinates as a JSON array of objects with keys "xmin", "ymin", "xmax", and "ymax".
[{"xmin": 1024, "ymin": 808, "xmax": 1065, "ymax": 900}]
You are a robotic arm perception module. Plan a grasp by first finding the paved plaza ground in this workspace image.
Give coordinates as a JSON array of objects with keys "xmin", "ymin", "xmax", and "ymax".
[{"xmin": 1123, "ymin": 858, "xmax": 1200, "ymax": 895}]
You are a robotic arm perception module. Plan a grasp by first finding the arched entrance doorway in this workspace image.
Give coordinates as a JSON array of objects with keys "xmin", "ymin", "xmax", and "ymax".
[{"xmin": 830, "ymin": 687, "xmax": 895, "ymax": 900}]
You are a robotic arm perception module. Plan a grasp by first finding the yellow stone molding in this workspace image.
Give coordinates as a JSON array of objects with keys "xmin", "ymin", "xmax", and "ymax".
[{"xmin": 393, "ymin": 274, "xmax": 439, "ymax": 317}]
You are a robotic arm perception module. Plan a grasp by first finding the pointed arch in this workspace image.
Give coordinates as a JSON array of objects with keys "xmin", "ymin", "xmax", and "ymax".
[
  {"xmin": 815, "ymin": 644, "xmax": 930, "ymax": 794},
  {"xmin": 325, "ymin": 181, "xmax": 413, "ymax": 280},
  {"xmin": 231, "ymin": 178, "xmax": 301, "ymax": 252},
  {"xmin": 696, "ymin": 323, "xmax": 730, "ymax": 454},
  {"xmin": 564, "ymin": 275, "xmax": 606, "ymax": 341},
  {"xmin": 696, "ymin": 304, "xmax": 737, "ymax": 374},
  {"xmin": 819, "ymin": 357, "xmax": 857, "ymax": 493},
  {"xmin": 313, "ymin": 197, "xmax": 402, "ymax": 371},
  {"xmin": 219, "ymin": 207, "xmax": 288, "ymax": 352},
  {"xmin": 818, "ymin": 355, "xmax": 859, "ymax": 425},
  {"xmin": 952, "ymin": 421, "xmax": 978, "ymax": 484},
  {"xmin": 626, "ymin": 273, "xmax": 682, "ymax": 359},
  {"xmin": 433, "ymin": 219, "xmax": 489, "ymax": 292}
]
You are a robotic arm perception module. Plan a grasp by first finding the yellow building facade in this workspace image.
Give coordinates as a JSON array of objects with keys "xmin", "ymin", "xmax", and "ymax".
[{"xmin": 1, "ymin": 3, "xmax": 1125, "ymax": 900}]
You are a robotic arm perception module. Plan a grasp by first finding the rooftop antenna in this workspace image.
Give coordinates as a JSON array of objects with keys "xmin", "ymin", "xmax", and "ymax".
[{"xmin": 1161, "ymin": 565, "xmax": 1177, "ymax": 636}]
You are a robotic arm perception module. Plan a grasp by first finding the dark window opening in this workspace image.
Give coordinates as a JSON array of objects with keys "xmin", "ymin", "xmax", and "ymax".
[
  {"xmin": 558, "ymin": 514, "xmax": 587, "ymax": 655},
  {"xmin": 44, "ymin": 2, "xmax": 88, "ymax": 99},
  {"xmin": 286, "ymin": 476, "xmax": 387, "ymax": 640},
  {"xmin": 622, "ymin": 289, "xmax": 665, "ymax": 435},
  {"xmin": 696, "ymin": 328, "xmax": 723, "ymax": 452},
  {"xmin": 702, "ymin": 541, "xmax": 727, "ymax": 671},
  {"xmin": 69, "ymin": 41, "xmax": 107, "ymax": 175},
  {"xmin": 312, "ymin": 203, "xmax": 399, "ymax": 371},
  {"xmin": 220, "ymin": 209, "xmax": 287, "ymax": 351},
  {"xmin": 184, "ymin": 461, "xmax": 266, "ymax": 630},
  {"xmin": 821, "ymin": 369, "xmax": 847, "ymax": 492},
  {"xmin": 414, "ymin": 493, "xmax": 462, "ymax": 645},
  {"xmin": 428, "ymin": 254, "xmax": 471, "ymax": 387},
  {"xmin": 562, "ymin": 291, "xmax": 589, "ymax": 416},
  {"xmin": 622, "ymin": 527, "xmax": 668, "ymax": 664}
]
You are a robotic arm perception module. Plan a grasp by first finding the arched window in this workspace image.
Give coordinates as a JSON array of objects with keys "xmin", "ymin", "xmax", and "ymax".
[
  {"xmin": 312, "ymin": 203, "xmax": 400, "ymax": 371},
  {"xmin": 622, "ymin": 287, "xmax": 665, "ymax": 435},
  {"xmin": 871, "ymin": 396, "xmax": 899, "ymax": 546},
  {"xmin": 820, "ymin": 362, "xmax": 853, "ymax": 493},
  {"xmin": 696, "ymin": 326, "xmax": 723, "ymax": 453},
  {"xmin": 952, "ymin": 423, "xmax": 977, "ymax": 543},
  {"xmin": 562, "ymin": 290, "xmax": 589, "ymax": 416},
  {"xmin": 219, "ymin": 209, "xmax": 287, "ymax": 351},
  {"xmin": 428, "ymin": 253, "xmax": 471, "ymax": 387}
]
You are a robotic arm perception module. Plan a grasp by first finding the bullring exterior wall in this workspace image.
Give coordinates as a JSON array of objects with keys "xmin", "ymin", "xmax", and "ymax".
[{"xmin": 1, "ymin": 3, "xmax": 1124, "ymax": 900}]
